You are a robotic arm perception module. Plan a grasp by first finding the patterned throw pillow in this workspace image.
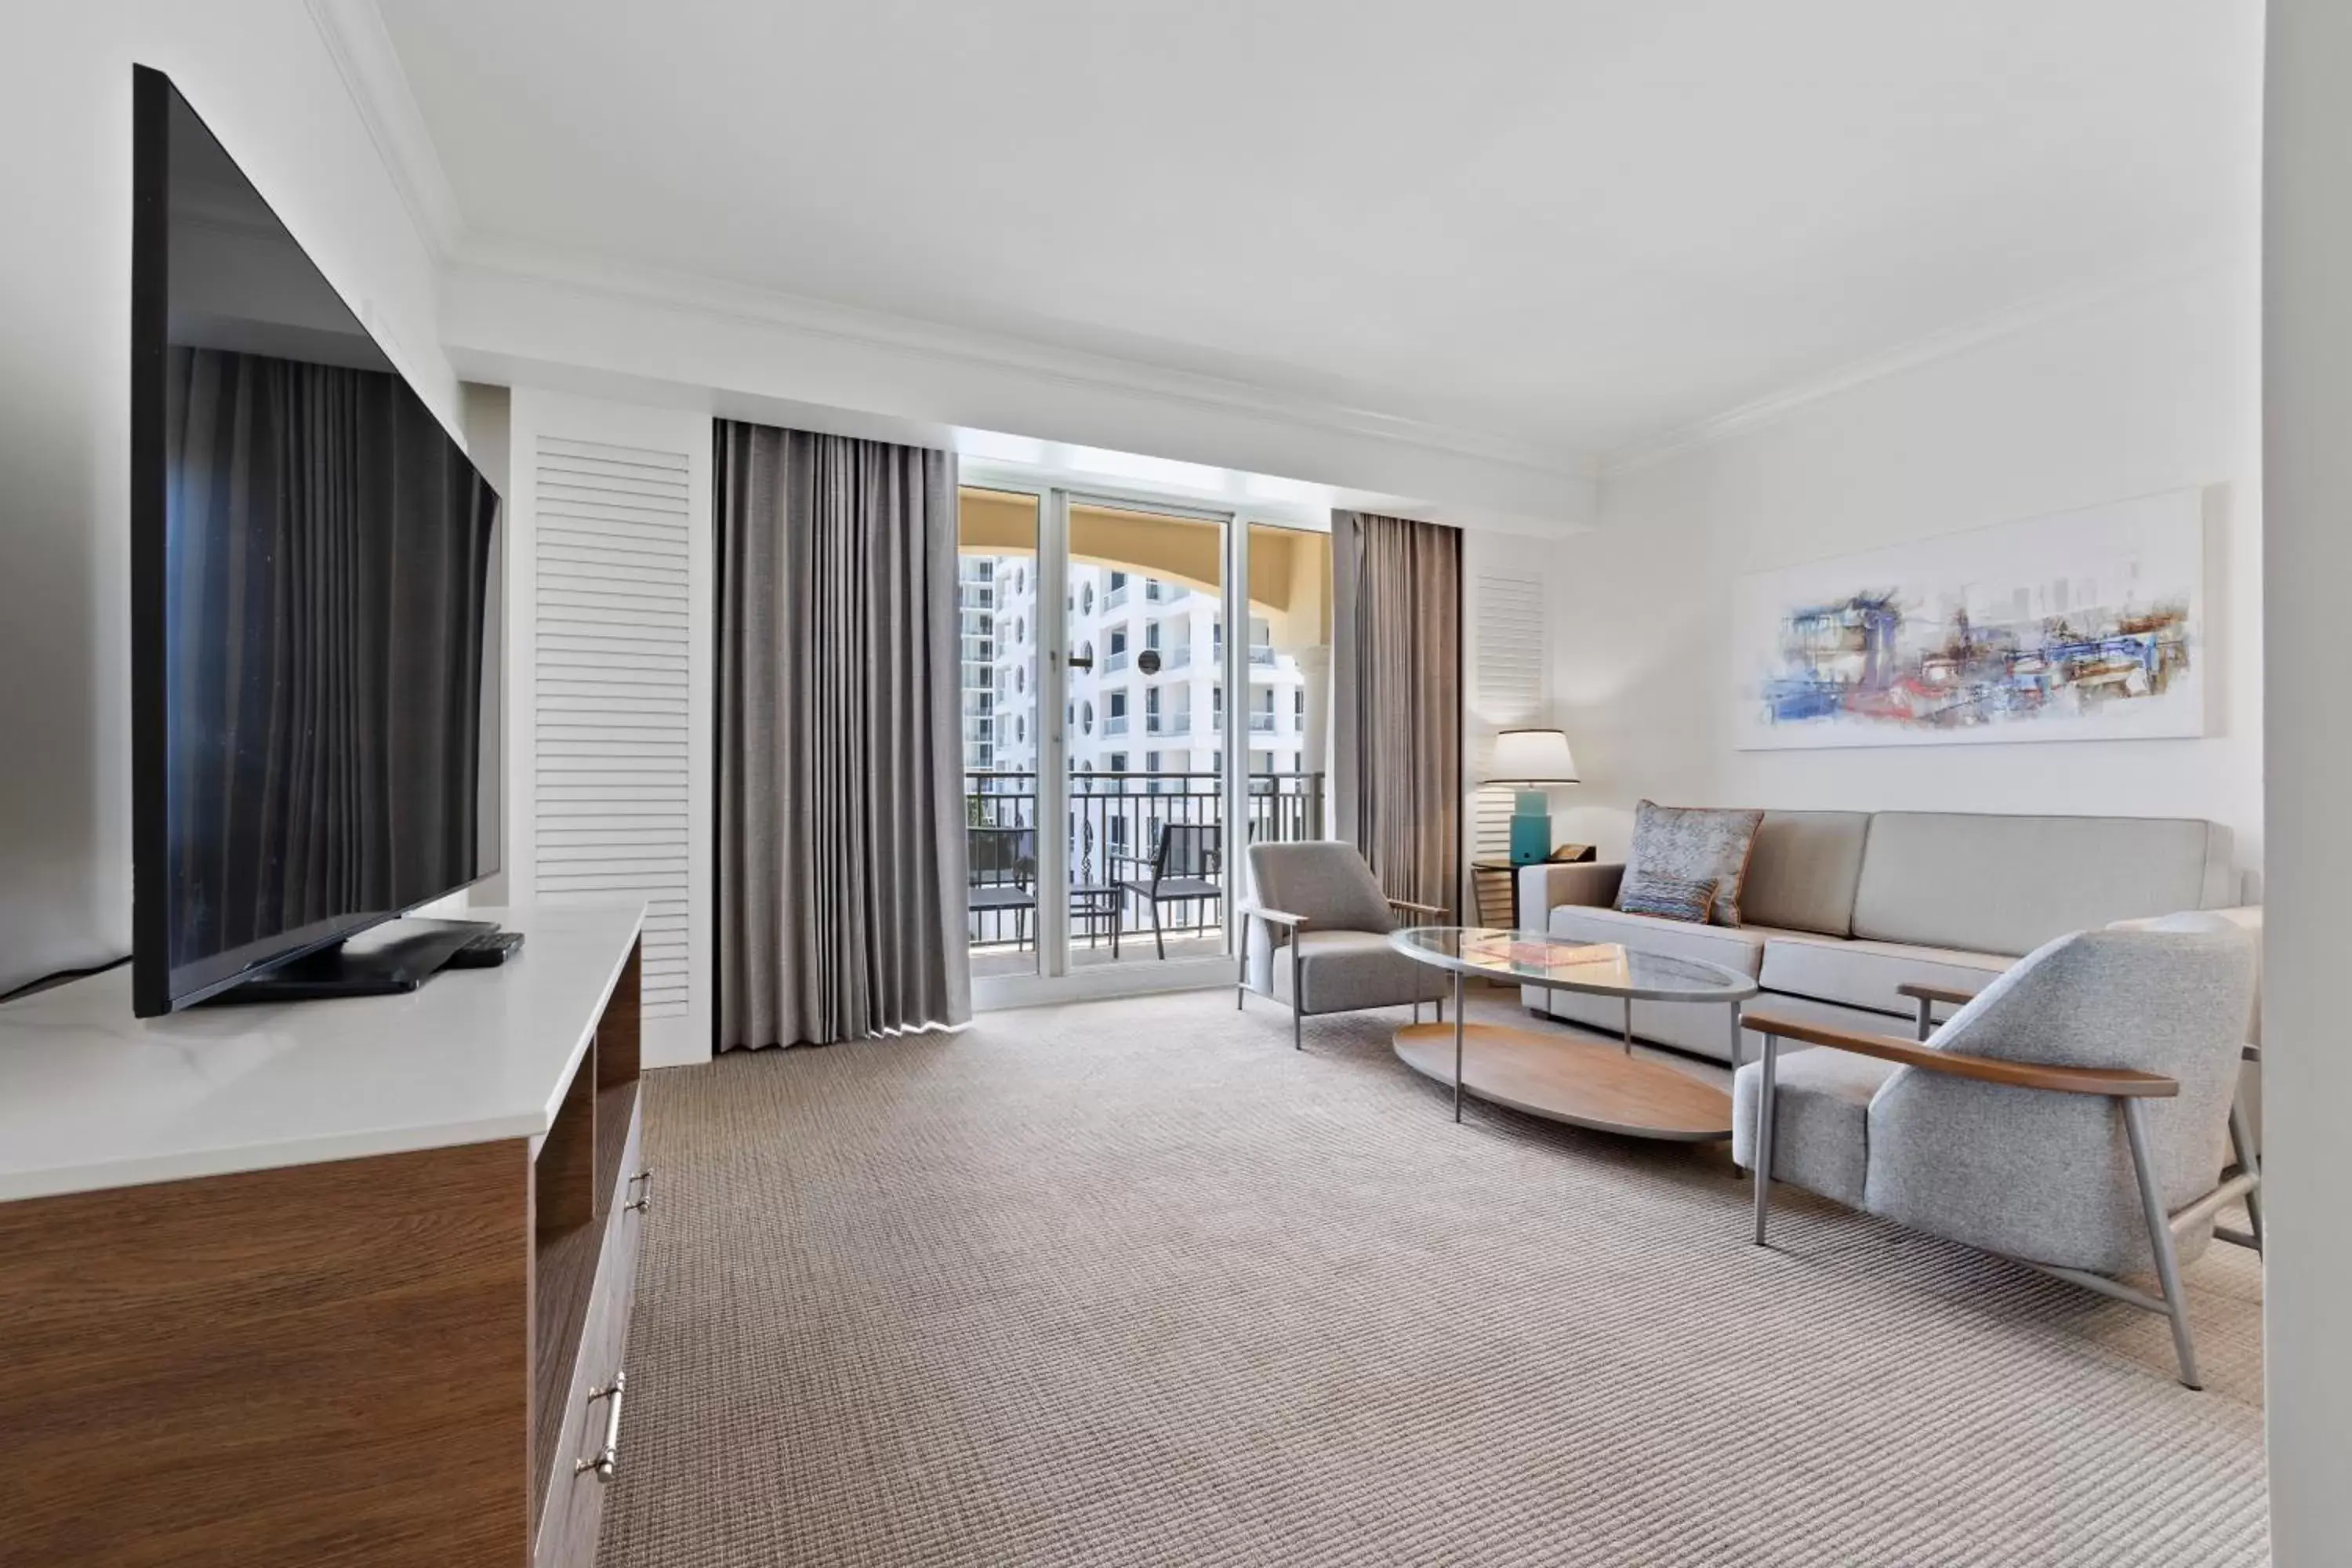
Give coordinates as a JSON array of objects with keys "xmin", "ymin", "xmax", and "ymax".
[
  {"xmin": 1617, "ymin": 800, "xmax": 1766, "ymax": 927},
  {"xmin": 1614, "ymin": 872, "xmax": 1719, "ymax": 924}
]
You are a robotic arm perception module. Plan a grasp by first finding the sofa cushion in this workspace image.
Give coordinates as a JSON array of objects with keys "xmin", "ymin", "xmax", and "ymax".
[
  {"xmin": 1272, "ymin": 929, "xmax": 1448, "ymax": 1013},
  {"xmin": 1615, "ymin": 871, "xmax": 1718, "ymax": 924},
  {"xmin": 1621, "ymin": 800, "xmax": 1766, "ymax": 926},
  {"xmin": 1850, "ymin": 811, "xmax": 2234, "ymax": 956},
  {"xmin": 1523, "ymin": 975, "xmax": 1907, "ymax": 1065},
  {"xmin": 1740, "ymin": 811, "xmax": 1872, "ymax": 937},
  {"xmin": 1732, "ymin": 1048, "xmax": 1896, "ymax": 1209},
  {"xmin": 1548, "ymin": 903, "xmax": 1769, "ymax": 978},
  {"xmin": 1759, "ymin": 934, "xmax": 2011, "ymax": 1018}
]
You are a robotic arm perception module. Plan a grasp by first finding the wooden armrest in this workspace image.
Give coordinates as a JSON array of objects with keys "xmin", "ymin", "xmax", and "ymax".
[
  {"xmin": 1239, "ymin": 904, "xmax": 1305, "ymax": 928},
  {"xmin": 1741, "ymin": 1008, "xmax": 2180, "ymax": 1099},
  {"xmin": 1895, "ymin": 981, "xmax": 1983, "ymax": 1008},
  {"xmin": 1385, "ymin": 898, "xmax": 1446, "ymax": 916}
]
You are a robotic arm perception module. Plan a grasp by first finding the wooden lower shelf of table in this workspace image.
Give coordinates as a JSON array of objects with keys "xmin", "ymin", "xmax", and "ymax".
[{"xmin": 1393, "ymin": 1022, "xmax": 1733, "ymax": 1142}]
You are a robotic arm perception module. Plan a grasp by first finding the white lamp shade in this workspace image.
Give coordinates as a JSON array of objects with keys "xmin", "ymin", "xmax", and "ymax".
[{"xmin": 1486, "ymin": 728, "xmax": 1578, "ymax": 785}]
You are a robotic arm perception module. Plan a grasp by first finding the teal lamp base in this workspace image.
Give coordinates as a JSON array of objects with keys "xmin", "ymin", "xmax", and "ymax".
[{"xmin": 1508, "ymin": 788, "xmax": 1552, "ymax": 866}]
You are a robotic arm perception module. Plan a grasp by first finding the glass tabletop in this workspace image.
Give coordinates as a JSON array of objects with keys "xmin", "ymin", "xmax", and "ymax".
[{"xmin": 1388, "ymin": 927, "xmax": 1759, "ymax": 1001}]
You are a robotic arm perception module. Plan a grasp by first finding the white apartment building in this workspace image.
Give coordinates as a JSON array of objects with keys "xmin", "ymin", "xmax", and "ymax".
[{"xmin": 964, "ymin": 560, "xmax": 1312, "ymax": 789}]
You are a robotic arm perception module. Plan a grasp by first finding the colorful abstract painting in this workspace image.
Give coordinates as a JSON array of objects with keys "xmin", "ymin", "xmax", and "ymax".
[{"xmin": 1731, "ymin": 490, "xmax": 2206, "ymax": 750}]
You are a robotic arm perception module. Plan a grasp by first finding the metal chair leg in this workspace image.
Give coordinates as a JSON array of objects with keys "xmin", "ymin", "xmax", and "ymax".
[
  {"xmin": 1235, "ymin": 925, "xmax": 1248, "ymax": 1011},
  {"xmin": 2122, "ymin": 1098, "xmax": 2203, "ymax": 1390},
  {"xmin": 1290, "ymin": 940, "xmax": 1304, "ymax": 1051},
  {"xmin": 1915, "ymin": 996, "xmax": 1935, "ymax": 1042},
  {"xmin": 1150, "ymin": 898, "xmax": 1165, "ymax": 960},
  {"xmin": 1752, "ymin": 1034, "xmax": 1780, "ymax": 1246},
  {"xmin": 2229, "ymin": 1098, "xmax": 2263, "ymax": 1254}
]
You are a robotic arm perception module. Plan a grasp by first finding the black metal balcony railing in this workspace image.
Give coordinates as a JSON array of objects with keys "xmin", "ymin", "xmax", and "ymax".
[{"xmin": 964, "ymin": 770, "xmax": 1327, "ymax": 954}]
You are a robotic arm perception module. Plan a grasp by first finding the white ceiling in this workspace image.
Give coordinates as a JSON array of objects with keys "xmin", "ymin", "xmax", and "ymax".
[{"xmin": 377, "ymin": 0, "xmax": 2261, "ymax": 459}]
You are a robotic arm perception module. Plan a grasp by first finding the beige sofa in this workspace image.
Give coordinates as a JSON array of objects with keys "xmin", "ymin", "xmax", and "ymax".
[{"xmin": 1517, "ymin": 810, "xmax": 2259, "ymax": 1063}]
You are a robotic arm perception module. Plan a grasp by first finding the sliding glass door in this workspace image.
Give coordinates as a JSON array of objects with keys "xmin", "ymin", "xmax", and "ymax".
[{"xmin": 960, "ymin": 481, "xmax": 1332, "ymax": 1005}]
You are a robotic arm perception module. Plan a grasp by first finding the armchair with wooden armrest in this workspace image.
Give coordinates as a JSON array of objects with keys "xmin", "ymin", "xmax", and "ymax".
[
  {"xmin": 1737, "ymin": 924, "xmax": 2260, "ymax": 1388},
  {"xmin": 1237, "ymin": 842, "xmax": 1452, "ymax": 1050}
]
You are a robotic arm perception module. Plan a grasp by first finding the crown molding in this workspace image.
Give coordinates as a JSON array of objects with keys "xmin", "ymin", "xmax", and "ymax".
[
  {"xmin": 1600, "ymin": 245, "xmax": 2253, "ymax": 477},
  {"xmin": 304, "ymin": 0, "xmax": 465, "ymax": 260},
  {"xmin": 446, "ymin": 233, "xmax": 1598, "ymax": 481}
]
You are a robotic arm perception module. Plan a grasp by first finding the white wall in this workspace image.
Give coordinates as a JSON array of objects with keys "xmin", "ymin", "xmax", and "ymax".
[
  {"xmin": 2260, "ymin": 2, "xmax": 2352, "ymax": 1558},
  {"xmin": 0, "ymin": 2, "xmax": 453, "ymax": 992},
  {"xmin": 1548, "ymin": 263, "xmax": 2264, "ymax": 891}
]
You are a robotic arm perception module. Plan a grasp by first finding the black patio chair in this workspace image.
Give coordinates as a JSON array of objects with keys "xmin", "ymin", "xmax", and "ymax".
[
  {"xmin": 967, "ymin": 826, "xmax": 1037, "ymax": 947},
  {"xmin": 1115, "ymin": 822, "xmax": 1223, "ymax": 960}
]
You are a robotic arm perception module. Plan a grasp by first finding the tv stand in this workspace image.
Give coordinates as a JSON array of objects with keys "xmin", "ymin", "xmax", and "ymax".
[
  {"xmin": 208, "ymin": 916, "xmax": 494, "ymax": 1004},
  {"xmin": 0, "ymin": 905, "xmax": 647, "ymax": 1567}
]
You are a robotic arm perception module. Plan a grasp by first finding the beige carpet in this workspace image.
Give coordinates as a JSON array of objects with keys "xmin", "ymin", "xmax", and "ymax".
[{"xmin": 599, "ymin": 988, "xmax": 2267, "ymax": 1566}]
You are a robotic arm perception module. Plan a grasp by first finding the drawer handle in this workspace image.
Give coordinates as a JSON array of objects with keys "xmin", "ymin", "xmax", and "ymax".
[
  {"xmin": 626, "ymin": 1167, "xmax": 653, "ymax": 1214},
  {"xmin": 576, "ymin": 1370, "xmax": 626, "ymax": 1483}
]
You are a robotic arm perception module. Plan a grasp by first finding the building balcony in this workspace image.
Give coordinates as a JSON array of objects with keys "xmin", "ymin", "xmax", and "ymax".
[
  {"xmin": 1104, "ymin": 714, "xmax": 1131, "ymax": 735},
  {"xmin": 964, "ymin": 767, "xmax": 1328, "ymax": 968},
  {"xmin": 1105, "ymin": 650, "xmax": 1131, "ymax": 673},
  {"xmin": 1248, "ymin": 645, "xmax": 1276, "ymax": 666},
  {"xmin": 1105, "ymin": 584, "xmax": 1131, "ymax": 609},
  {"xmin": 1163, "ymin": 644, "xmax": 1192, "ymax": 669},
  {"xmin": 1248, "ymin": 713, "xmax": 1278, "ymax": 733}
]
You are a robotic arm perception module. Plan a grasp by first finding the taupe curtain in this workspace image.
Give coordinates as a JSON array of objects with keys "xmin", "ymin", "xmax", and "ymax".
[
  {"xmin": 1332, "ymin": 511, "xmax": 1461, "ymax": 917},
  {"xmin": 716, "ymin": 422, "xmax": 970, "ymax": 1048}
]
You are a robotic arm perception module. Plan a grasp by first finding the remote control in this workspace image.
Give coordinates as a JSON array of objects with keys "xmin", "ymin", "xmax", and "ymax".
[{"xmin": 444, "ymin": 929, "xmax": 525, "ymax": 969}]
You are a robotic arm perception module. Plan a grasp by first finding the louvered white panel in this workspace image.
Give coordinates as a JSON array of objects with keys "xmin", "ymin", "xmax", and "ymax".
[
  {"xmin": 533, "ymin": 434, "xmax": 695, "ymax": 1020},
  {"xmin": 1470, "ymin": 572, "xmax": 1547, "ymax": 858}
]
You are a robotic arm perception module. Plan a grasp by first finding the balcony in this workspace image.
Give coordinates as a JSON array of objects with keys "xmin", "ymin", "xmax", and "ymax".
[
  {"xmin": 964, "ymin": 768, "xmax": 1329, "ymax": 973},
  {"xmin": 1104, "ymin": 649, "xmax": 1131, "ymax": 673},
  {"xmin": 1247, "ymin": 645, "xmax": 1276, "ymax": 666},
  {"xmin": 1105, "ymin": 584, "xmax": 1131, "ymax": 609},
  {"xmin": 1152, "ymin": 712, "xmax": 1191, "ymax": 735},
  {"xmin": 1248, "ymin": 712, "xmax": 1277, "ymax": 733},
  {"xmin": 1163, "ymin": 644, "xmax": 1192, "ymax": 670},
  {"xmin": 1104, "ymin": 714, "xmax": 1131, "ymax": 736}
]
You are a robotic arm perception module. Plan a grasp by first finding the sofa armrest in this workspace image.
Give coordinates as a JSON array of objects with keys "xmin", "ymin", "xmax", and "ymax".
[{"xmin": 1517, "ymin": 862, "xmax": 1624, "ymax": 931}]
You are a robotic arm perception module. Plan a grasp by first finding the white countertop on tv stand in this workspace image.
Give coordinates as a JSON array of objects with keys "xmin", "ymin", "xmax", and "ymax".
[{"xmin": 0, "ymin": 903, "xmax": 644, "ymax": 1203}]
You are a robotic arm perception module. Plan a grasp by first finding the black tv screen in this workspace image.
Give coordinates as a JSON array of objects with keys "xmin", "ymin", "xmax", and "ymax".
[{"xmin": 131, "ymin": 67, "xmax": 500, "ymax": 1015}]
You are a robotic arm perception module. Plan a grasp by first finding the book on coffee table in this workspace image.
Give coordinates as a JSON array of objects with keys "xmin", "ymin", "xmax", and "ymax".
[{"xmin": 1461, "ymin": 935, "xmax": 1621, "ymax": 973}]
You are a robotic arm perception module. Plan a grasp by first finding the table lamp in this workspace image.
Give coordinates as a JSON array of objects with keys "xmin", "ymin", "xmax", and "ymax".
[{"xmin": 1486, "ymin": 728, "xmax": 1578, "ymax": 866}]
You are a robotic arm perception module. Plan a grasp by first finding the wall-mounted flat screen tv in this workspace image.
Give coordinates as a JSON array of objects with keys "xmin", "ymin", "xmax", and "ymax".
[{"xmin": 130, "ymin": 66, "xmax": 501, "ymax": 1015}]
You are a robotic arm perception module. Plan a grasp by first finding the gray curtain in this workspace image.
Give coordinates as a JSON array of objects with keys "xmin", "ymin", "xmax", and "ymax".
[
  {"xmin": 716, "ymin": 422, "xmax": 970, "ymax": 1048},
  {"xmin": 1332, "ymin": 511, "xmax": 1461, "ymax": 917}
]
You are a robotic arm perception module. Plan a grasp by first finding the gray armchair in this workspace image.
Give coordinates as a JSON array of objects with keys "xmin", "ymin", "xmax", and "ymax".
[
  {"xmin": 1237, "ymin": 842, "xmax": 1452, "ymax": 1049},
  {"xmin": 1736, "ymin": 920, "xmax": 2259, "ymax": 1388}
]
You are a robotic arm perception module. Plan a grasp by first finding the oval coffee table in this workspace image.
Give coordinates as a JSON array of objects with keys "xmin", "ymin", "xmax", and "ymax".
[{"xmin": 1388, "ymin": 927, "xmax": 1759, "ymax": 1137}]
